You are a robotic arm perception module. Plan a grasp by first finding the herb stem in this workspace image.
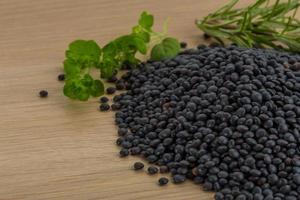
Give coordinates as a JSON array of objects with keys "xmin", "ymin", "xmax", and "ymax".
[{"xmin": 196, "ymin": 0, "xmax": 300, "ymax": 53}]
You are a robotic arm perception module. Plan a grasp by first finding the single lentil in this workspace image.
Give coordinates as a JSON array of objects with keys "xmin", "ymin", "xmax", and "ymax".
[
  {"xmin": 158, "ymin": 177, "xmax": 169, "ymax": 186},
  {"xmin": 106, "ymin": 87, "xmax": 116, "ymax": 94},
  {"xmin": 148, "ymin": 166, "xmax": 159, "ymax": 175},
  {"xmin": 100, "ymin": 96, "xmax": 109, "ymax": 103},
  {"xmin": 99, "ymin": 103, "xmax": 110, "ymax": 111},
  {"xmin": 39, "ymin": 90, "xmax": 48, "ymax": 97},
  {"xmin": 133, "ymin": 162, "xmax": 144, "ymax": 170},
  {"xmin": 57, "ymin": 74, "xmax": 65, "ymax": 81}
]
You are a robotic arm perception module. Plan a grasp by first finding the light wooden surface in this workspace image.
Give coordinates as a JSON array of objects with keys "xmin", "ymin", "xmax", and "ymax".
[{"xmin": 0, "ymin": 0, "xmax": 252, "ymax": 199}]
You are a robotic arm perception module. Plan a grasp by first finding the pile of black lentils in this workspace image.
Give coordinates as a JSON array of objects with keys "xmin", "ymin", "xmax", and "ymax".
[{"xmin": 112, "ymin": 45, "xmax": 300, "ymax": 200}]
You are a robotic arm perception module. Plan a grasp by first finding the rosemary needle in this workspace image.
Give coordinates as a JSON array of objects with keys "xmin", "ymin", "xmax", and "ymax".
[{"xmin": 196, "ymin": 0, "xmax": 300, "ymax": 53}]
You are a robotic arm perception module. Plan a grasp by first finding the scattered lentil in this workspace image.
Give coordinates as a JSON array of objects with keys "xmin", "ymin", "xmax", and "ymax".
[
  {"xmin": 133, "ymin": 162, "xmax": 144, "ymax": 170},
  {"xmin": 99, "ymin": 103, "xmax": 110, "ymax": 111},
  {"xmin": 148, "ymin": 166, "xmax": 159, "ymax": 175},
  {"xmin": 158, "ymin": 177, "xmax": 169, "ymax": 186},
  {"xmin": 100, "ymin": 96, "xmax": 109, "ymax": 103},
  {"xmin": 39, "ymin": 90, "xmax": 48, "ymax": 98},
  {"xmin": 57, "ymin": 74, "xmax": 65, "ymax": 81},
  {"xmin": 106, "ymin": 87, "xmax": 116, "ymax": 94},
  {"xmin": 180, "ymin": 42, "xmax": 187, "ymax": 49},
  {"xmin": 107, "ymin": 75, "xmax": 118, "ymax": 83}
]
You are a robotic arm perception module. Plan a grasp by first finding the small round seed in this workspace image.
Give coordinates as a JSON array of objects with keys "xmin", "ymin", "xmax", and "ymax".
[
  {"xmin": 99, "ymin": 103, "xmax": 110, "ymax": 111},
  {"xmin": 159, "ymin": 166, "xmax": 169, "ymax": 173},
  {"xmin": 57, "ymin": 74, "xmax": 65, "ymax": 81},
  {"xmin": 148, "ymin": 166, "xmax": 158, "ymax": 175},
  {"xmin": 39, "ymin": 90, "xmax": 48, "ymax": 98},
  {"xmin": 180, "ymin": 42, "xmax": 187, "ymax": 49},
  {"xmin": 203, "ymin": 33, "xmax": 211, "ymax": 40},
  {"xmin": 107, "ymin": 75, "xmax": 118, "ymax": 83},
  {"xmin": 158, "ymin": 177, "xmax": 169, "ymax": 186},
  {"xmin": 133, "ymin": 162, "xmax": 144, "ymax": 170},
  {"xmin": 100, "ymin": 96, "xmax": 109, "ymax": 103},
  {"xmin": 119, "ymin": 148, "xmax": 129, "ymax": 157},
  {"xmin": 106, "ymin": 87, "xmax": 116, "ymax": 94}
]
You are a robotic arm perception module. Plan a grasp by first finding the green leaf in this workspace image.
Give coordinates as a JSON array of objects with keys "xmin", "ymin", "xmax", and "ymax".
[
  {"xmin": 139, "ymin": 11, "xmax": 154, "ymax": 31},
  {"xmin": 63, "ymin": 80, "xmax": 77, "ymax": 100},
  {"xmin": 132, "ymin": 36, "xmax": 147, "ymax": 54},
  {"xmin": 63, "ymin": 75, "xmax": 104, "ymax": 101},
  {"xmin": 62, "ymin": 11, "xmax": 180, "ymax": 101},
  {"xmin": 63, "ymin": 59, "xmax": 81, "ymax": 78},
  {"xmin": 90, "ymin": 80, "xmax": 104, "ymax": 97},
  {"xmin": 124, "ymin": 53, "xmax": 140, "ymax": 64},
  {"xmin": 150, "ymin": 37, "xmax": 180, "ymax": 61},
  {"xmin": 76, "ymin": 88, "xmax": 90, "ymax": 101},
  {"xmin": 114, "ymin": 35, "xmax": 147, "ymax": 54},
  {"xmin": 101, "ymin": 34, "xmax": 147, "ymax": 76},
  {"xmin": 102, "ymin": 42, "xmax": 118, "ymax": 60},
  {"xmin": 132, "ymin": 26, "xmax": 151, "ymax": 42},
  {"xmin": 82, "ymin": 74, "xmax": 94, "ymax": 87},
  {"xmin": 63, "ymin": 79, "xmax": 89, "ymax": 101},
  {"xmin": 100, "ymin": 64, "xmax": 115, "ymax": 79},
  {"xmin": 66, "ymin": 40, "xmax": 101, "ymax": 67}
]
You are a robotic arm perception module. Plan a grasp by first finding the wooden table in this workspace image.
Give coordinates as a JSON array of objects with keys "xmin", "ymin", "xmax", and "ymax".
[{"xmin": 0, "ymin": 0, "xmax": 251, "ymax": 199}]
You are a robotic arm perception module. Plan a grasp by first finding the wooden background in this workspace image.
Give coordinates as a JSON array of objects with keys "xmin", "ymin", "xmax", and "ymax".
[{"xmin": 0, "ymin": 0, "xmax": 253, "ymax": 199}]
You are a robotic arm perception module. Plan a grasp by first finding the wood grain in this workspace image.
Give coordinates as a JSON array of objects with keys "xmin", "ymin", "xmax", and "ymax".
[{"xmin": 0, "ymin": 0, "xmax": 250, "ymax": 199}]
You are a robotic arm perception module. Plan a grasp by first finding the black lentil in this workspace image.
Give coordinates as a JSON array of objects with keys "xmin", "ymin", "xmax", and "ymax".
[
  {"xmin": 148, "ymin": 166, "xmax": 159, "ymax": 175},
  {"xmin": 203, "ymin": 33, "xmax": 211, "ymax": 40},
  {"xmin": 99, "ymin": 103, "xmax": 110, "ymax": 111},
  {"xmin": 158, "ymin": 177, "xmax": 169, "ymax": 186},
  {"xmin": 159, "ymin": 166, "xmax": 169, "ymax": 173},
  {"xmin": 133, "ymin": 162, "xmax": 144, "ymax": 170},
  {"xmin": 197, "ymin": 44, "xmax": 207, "ymax": 49},
  {"xmin": 106, "ymin": 87, "xmax": 116, "ymax": 94},
  {"xmin": 107, "ymin": 75, "xmax": 118, "ymax": 83},
  {"xmin": 114, "ymin": 45, "xmax": 300, "ymax": 199},
  {"xmin": 209, "ymin": 42, "xmax": 221, "ymax": 48},
  {"xmin": 100, "ymin": 96, "xmax": 109, "ymax": 103},
  {"xmin": 173, "ymin": 174, "xmax": 186, "ymax": 184},
  {"xmin": 111, "ymin": 103, "xmax": 121, "ymax": 111},
  {"xmin": 180, "ymin": 42, "xmax": 187, "ymax": 49},
  {"xmin": 119, "ymin": 148, "xmax": 129, "ymax": 157},
  {"xmin": 57, "ymin": 74, "xmax": 65, "ymax": 81},
  {"xmin": 116, "ymin": 81, "xmax": 125, "ymax": 90},
  {"xmin": 39, "ymin": 90, "xmax": 48, "ymax": 97}
]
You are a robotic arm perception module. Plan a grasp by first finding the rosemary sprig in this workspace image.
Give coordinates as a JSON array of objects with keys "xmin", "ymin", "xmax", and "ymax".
[{"xmin": 196, "ymin": 0, "xmax": 300, "ymax": 53}]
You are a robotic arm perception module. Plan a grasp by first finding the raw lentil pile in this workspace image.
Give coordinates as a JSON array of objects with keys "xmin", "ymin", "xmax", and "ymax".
[{"xmin": 114, "ymin": 45, "xmax": 300, "ymax": 199}]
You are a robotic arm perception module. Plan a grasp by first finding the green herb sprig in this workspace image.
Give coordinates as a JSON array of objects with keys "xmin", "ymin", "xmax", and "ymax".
[
  {"xmin": 63, "ymin": 11, "xmax": 180, "ymax": 101},
  {"xmin": 196, "ymin": 0, "xmax": 300, "ymax": 52}
]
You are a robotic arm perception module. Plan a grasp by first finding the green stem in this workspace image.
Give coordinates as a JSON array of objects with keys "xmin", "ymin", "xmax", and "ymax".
[{"xmin": 196, "ymin": 0, "xmax": 300, "ymax": 53}]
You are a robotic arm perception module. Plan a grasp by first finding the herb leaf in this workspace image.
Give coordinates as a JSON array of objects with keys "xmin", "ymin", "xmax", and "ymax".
[
  {"xmin": 63, "ymin": 59, "xmax": 81, "ymax": 78},
  {"xmin": 63, "ymin": 79, "xmax": 90, "ymax": 101},
  {"xmin": 90, "ymin": 80, "xmax": 104, "ymax": 97},
  {"xmin": 62, "ymin": 11, "xmax": 180, "ymax": 101},
  {"xmin": 66, "ymin": 40, "xmax": 101, "ymax": 66},
  {"xmin": 151, "ymin": 37, "xmax": 180, "ymax": 61},
  {"xmin": 63, "ymin": 74, "xmax": 105, "ymax": 101},
  {"xmin": 132, "ymin": 29, "xmax": 151, "ymax": 43},
  {"xmin": 138, "ymin": 11, "xmax": 154, "ymax": 31}
]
